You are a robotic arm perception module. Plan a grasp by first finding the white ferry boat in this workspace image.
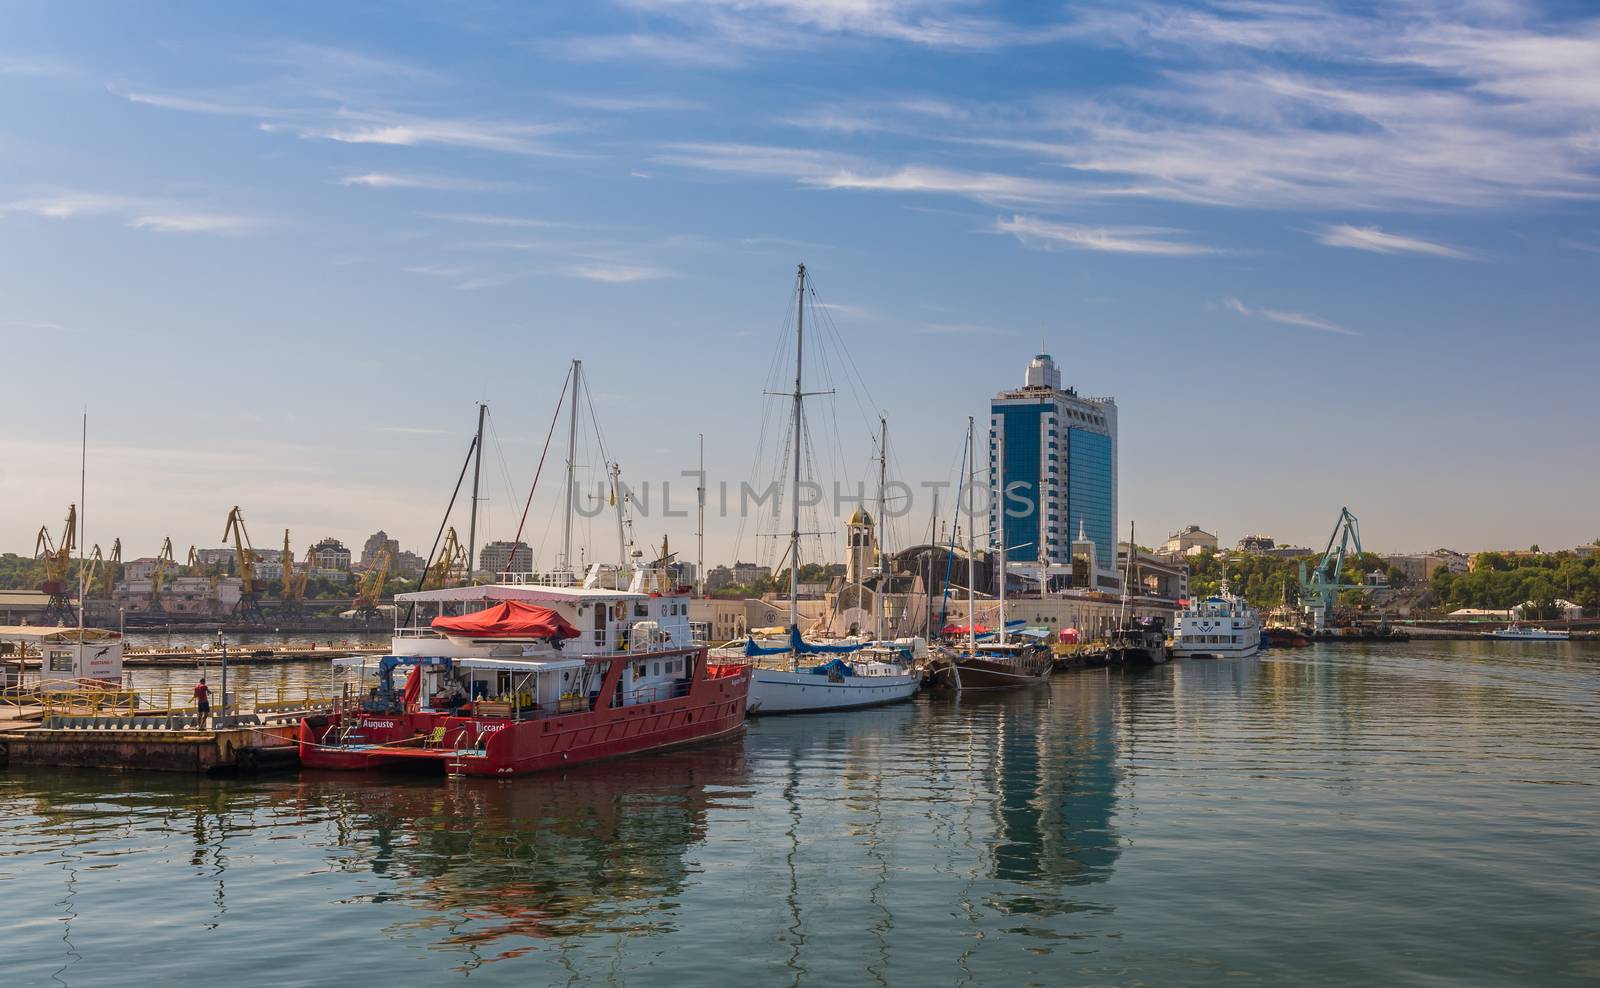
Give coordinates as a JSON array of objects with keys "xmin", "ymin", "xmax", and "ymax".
[
  {"xmin": 1171, "ymin": 580, "xmax": 1261, "ymax": 659},
  {"xmin": 1483, "ymin": 624, "xmax": 1569, "ymax": 641}
]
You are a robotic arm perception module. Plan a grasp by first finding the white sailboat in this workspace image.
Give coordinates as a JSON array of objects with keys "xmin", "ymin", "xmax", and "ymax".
[{"xmin": 738, "ymin": 265, "xmax": 921, "ymax": 714}]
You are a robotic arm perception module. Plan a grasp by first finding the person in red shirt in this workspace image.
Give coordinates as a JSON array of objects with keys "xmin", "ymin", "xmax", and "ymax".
[{"xmin": 194, "ymin": 677, "xmax": 211, "ymax": 730}]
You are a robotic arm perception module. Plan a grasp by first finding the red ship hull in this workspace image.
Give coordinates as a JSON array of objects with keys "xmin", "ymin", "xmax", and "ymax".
[{"xmin": 299, "ymin": 649, "xmax": 750, "ymax": 777}]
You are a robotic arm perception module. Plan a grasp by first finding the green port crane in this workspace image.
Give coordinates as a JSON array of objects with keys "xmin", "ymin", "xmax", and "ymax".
[{"xmin": 1298, "ymin": 506, "xmax": 1383, "ymax": 631}]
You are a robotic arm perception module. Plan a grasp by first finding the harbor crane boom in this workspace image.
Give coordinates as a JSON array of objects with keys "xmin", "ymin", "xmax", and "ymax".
[
  {"xmin": 351, "ymin": 547, "xmax": 391, "ymax": 620},
  {"xmin": 222, "ymin": 506, "xmax": 264, "ymax": 620},
  {"xmin": 426, "ymin": 527, "xmax": 468, "ymax": 589},
  {"xmin": 34, "ymin": 504, "xmax": 77, "ymax": 621},
  {"xmin": 1298, "ymin": 506, "xmax": 1382, "ymax": 631},
  {"xmin": 150, "ymin": 538, "xmax": 176, "ymax": 613}
]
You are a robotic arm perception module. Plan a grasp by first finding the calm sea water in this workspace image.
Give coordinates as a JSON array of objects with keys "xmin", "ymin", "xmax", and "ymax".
[{"xmin": 5, "ymin": 641, "xmax": 1598, "ymax": 986}]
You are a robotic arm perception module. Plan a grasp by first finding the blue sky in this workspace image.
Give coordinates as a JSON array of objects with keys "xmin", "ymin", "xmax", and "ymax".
[{"xmin": 2, "ymin": 0, "xmax": 1597, "ymax": 567}]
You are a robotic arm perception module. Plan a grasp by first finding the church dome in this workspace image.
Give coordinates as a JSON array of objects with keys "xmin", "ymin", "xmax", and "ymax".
[{"xmin": 848, "ymin": 507, "xmax": 873, "ymax": 527}]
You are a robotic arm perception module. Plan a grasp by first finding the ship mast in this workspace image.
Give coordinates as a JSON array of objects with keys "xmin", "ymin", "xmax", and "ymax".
[
  {"xmin": 560, "ymin": 359, "xmax": 581, "ymax": 578},
  {"xmin": 996, "ymin": 428, "xmax": 1006, "ymax": 647},
  {"xmin": 789, "ymin": 264, "xmax": 805, "ymax": 669},
  {"xmin": 966, "ymin": 415, "xmax": 977, "ymax": 655},
  {"xmin": 467, "ymin": 402, "xmax": 486, "ymax": 585},
  {"xmin": 875, "ymin": 415, "xmax": 887, "ymax": 642}
]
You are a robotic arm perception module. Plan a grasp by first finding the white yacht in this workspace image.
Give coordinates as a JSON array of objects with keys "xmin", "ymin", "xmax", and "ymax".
[
  {"xmin": 1171, "ymin": 579, "xmax": 1261, "ymax": 658},
  {"xmin": 1484, "ymin": 624, "xmax": 1569, "ymax": 641}
]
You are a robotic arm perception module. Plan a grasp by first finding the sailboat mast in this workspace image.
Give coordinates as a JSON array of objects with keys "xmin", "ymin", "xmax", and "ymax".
[
  {"xmin": 966, "ymin": 415, "xmax": 976, "ymax": 654},
  {"xmin": 696, "ymin": 433, "xmax": 705, "ymax": 594},
  {"xmin": 996, "ymin": 429, "xmax": 1006, "ymax": 647},
  {"xmin": 789, "ymin": 264, "xmax": 805, "ymax": 654},
  {"xmin": 467, "ymin": 402, "xmax": 486, "ymax": 585},
  {"xmin": 561, "ymin": 359, "xmax": 581, "ymax": 577},
  {"xmin": 1119, "ymin": 520, "xmax": 1134, "ymax": 631},
  {"xmin": 77, "ymin": 410, "xmax": 86, "ymax": 638},
  {"xmin": 875, "ymin": 415, "xmax": 887, "ymax": 642},
  {"xmin": 611, "ymin": 462, "xmax": 627, "ymax": 570}
]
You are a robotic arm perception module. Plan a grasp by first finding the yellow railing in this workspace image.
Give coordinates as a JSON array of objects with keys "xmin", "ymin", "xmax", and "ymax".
[{"xmin": 38, "ymin": 683, "xmax": 337, "ymax": 719}]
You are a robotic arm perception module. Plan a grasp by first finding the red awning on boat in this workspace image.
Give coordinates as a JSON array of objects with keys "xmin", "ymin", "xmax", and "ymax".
[
  {"xmin": 942, "ymin": 623, "xmax": 991, "ymax": 635},
  {"xmin": 431, "ymin": 600, "xmax": 581, "ymax": 640}
]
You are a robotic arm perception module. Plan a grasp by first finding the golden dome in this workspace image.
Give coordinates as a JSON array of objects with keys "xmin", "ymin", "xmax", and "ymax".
[{"xmin": 848, "ymin": 507, "xmax": 873, "ymax": 527}]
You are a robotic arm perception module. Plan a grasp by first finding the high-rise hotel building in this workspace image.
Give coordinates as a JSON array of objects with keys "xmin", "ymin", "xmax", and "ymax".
[{"xmin": 989, "ymin": 353, "xmax": 1119, "ymax": 591}]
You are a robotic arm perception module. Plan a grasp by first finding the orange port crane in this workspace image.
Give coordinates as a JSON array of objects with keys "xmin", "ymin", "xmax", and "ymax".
[
  {"xmin": 222, "ymin": 506, "xmax": 263, "ymax": 620},
  {"xmin": 34, "ymin": 504, "xmax": 77, "ymax": 620},
  {"xmin": 352, "ymin": 547, "xmax": 392, "ymax": 620}
]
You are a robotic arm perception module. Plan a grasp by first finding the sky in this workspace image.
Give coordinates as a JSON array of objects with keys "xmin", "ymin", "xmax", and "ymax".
[{"xmin": 2, "ymin": 0, "xmax": 1597, "ymax": 570}]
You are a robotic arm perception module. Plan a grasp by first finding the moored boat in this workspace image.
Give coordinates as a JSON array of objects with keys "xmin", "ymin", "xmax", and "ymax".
[
  {"xmin": 1171, "ymin": 579, "xmax": 1261, "ymax": 659},
  {"xmin": 1106, "ymin": 617, "xmax": 1170, "ymax": 665},
  {"xmin": 299, "ymin": 578, "xmax": 750, "ymax": 776},
  {"xmin": 930, "ymin": 640, "xmax": 1052, "ymax": 690},
  {"xmin": 1484, "ymin": 623, "xmax": 1570, "ymax": 641},
  {"xmin": 727, "ymin": 265, "xmax": 920, "ymax": 715}
]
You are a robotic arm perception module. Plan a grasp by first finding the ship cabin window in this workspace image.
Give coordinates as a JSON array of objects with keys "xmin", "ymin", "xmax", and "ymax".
[{"xmin": 635, "ymin": 603, "xmax": 649, "ymax": 617}]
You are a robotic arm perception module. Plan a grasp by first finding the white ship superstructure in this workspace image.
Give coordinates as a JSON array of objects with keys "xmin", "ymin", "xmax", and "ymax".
[{"xmin": 1171, "ymin": 580, "xmax": 1261, "ymax": 659}]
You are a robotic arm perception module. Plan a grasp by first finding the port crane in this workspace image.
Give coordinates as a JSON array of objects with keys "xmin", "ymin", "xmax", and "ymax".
[
  {"xmin": 222, "ymin": 506, "xmax": 264, "ymax": 620},
  {"xmin": 279, "ymin": 530, "xmax": 314, "ymax": 617},
  {"xmin": 149, "ymin": 538, "xmax": 177, "ymax": 613},
  {"xmin": 1298, "ymin": 506, "xmax": 1383, "ymax": 631},
  {"xmin": 426, "ymin": 527, "xmax": 468, "ymax": 588},
  {"xmin": 85, "ymin": 538, "xmax": 121, "ymax": 598},
  {"xmin": 351, "ymin": 547, "xmax": 391, "ymax": 621},
  {"xmin": 33, "ymin": 505, "xmax": 77, "ymax": 621},
  {"xmin": 185, "ymin": 546, "xmax": 222, "ymax": 615}
]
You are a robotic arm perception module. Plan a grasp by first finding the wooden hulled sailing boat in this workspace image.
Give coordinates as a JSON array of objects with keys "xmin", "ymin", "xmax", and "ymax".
[{"xmin": 929, "ymin": 417, "xmax": 1051, "ymax": 691}]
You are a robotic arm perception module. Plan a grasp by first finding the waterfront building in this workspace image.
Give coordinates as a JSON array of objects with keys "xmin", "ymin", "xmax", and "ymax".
[
  {"xmin": 393, "ymin": 549, "xmax": 427, "ymax": 578},
  {"xmin": 1162, "ymin": 525, "xmax": 1218, "ymax": 559},
  {"xmin": 706, "ymin": 561, "xmax": 772, "ymax": 592},
  {"xmin": 989, "ymin": 352, "xmax": 1119, "ymax": 592},
  {"xmin": 1385, "ymin": 549, "xmax": 1470, "ymax": 584},
  {"xmin": 311, "ymin": 538, "xmax": 352, "ymax": 572},
  {"xmin": 1237, "ymin": 534, "xmax": 1275, "ymax": 554},
  {"xmin": 479, "ymin": 540, "xmax": 532, "ymax": 575},
  {"xmin": 360, "ymin": 530, "xmax": 400, "ymax": 569}
]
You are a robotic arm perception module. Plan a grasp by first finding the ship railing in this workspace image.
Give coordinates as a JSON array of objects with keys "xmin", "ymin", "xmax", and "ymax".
[{"xmin": 621, "ymin": 679, "xmax": 693, "ymax": 706}]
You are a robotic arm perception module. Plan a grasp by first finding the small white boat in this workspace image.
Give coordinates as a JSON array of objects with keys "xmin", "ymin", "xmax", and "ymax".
[
  {"xmin": 1484, "ymin": 624, "xmax": 1569, "ymax": 641},
  {"xmin": 1171, "ymin": 578, "xmax": 1261, "ymax": 659}
]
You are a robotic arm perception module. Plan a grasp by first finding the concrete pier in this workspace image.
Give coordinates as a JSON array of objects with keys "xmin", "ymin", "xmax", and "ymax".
[{"xmin": 0, "ymin": 721, "xmax": 298, "ymax": 775}]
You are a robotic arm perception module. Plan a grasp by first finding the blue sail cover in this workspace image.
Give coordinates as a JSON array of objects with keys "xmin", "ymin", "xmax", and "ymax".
[{"xmin": 743, "ymin": 626, "xmax": 868, "ymax": 658}]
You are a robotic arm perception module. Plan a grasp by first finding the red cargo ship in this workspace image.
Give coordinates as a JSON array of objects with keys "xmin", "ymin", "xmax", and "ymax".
[{"xmin": 300, "ymin": 582, "xmax": 751, "ymax": 777}]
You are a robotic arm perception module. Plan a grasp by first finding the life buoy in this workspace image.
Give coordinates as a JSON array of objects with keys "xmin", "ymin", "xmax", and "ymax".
[{"xmin": 612, "ymin": 603, "xmax": 625, "ymax": 621}]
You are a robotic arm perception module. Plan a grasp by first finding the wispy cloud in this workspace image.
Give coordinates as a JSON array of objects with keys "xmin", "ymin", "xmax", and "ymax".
[
  {"xmin": 1223, "ymin": 297, "xmax": 1356, "ymax": 337},
  {"xmin": 563, "ymin": 263, "xmax": 671, "ymax": 283},
  {"xmin": 997, "ymin": 214, "xmax": 1217, "ymax": 256},
  {"xmin": 1, "ymin": 56, "xmax": 74, "ymax": 78},
  {"xmin": 4, "ymin": 190, "xmax": 267, "ymax": 236},
  {"xmin": 422, "ymin": 212, "xmax": 563, "ymax": 229},
  {"xmin": 1317, "ymin": 224, "xmax": 1477, "ymax": 260},
  {"xmin": 271, "ymin": 109, "xmax": 569, "ymax": 156},
  {"xmin": 556, "ymin": 33, "xmax": 747, "ymax": 68},
  {"xmin": 339, "ymin": 172, "xmax": 506, "ymax": 191},
  {"xmin": 117, "ymin": 87, "xmax": 287, "ymax": 117},
  {"xmin": 559, "ymin": 94, "xmax": 704, "ymax": 113}
]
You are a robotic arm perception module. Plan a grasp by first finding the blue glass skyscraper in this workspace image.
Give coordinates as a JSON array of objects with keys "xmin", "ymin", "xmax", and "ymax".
[{"xmin": 989, "ymin": 354, "xmax": 1118, "ymax": 590}]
